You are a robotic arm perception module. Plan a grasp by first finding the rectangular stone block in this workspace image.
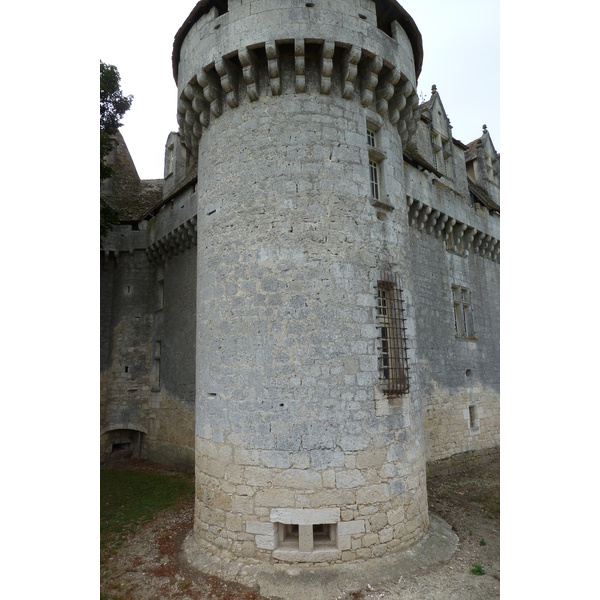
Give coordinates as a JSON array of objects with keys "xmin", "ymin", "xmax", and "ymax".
[
  {"xmin": 270, "ymin": 507, "xmax": 340, "ymax": 525},
  {"xmin": 272, "ymin": 548, "xmax": 342, "ymax": 563},
  {"xmin": 298, "ymin": 524, "xmax": 313, "ymax": 552},
  {"xmin": 246, "ymin": 521, "xmax": 276, "ymax": 535},
  {"xmin": 356, "ymin": 484, "xmax": 390, "ymax": 505},
  {"xmin": 255, "ymin": 534, "xmax": 277, "ymax": 550},
  {"xmin": 338, "ymin": 520, "xmax": 365, "ymax": 535}
]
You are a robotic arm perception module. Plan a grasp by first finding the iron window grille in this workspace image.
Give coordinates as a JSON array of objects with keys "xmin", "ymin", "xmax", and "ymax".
[{"xmin": 376, "ymin": 272, "xmax": 410, "ymax": 395}]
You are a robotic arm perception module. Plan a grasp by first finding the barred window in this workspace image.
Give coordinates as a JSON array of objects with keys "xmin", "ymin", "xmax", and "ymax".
[
  {"xmin": 452, "ymin": 285, "xmax": 475, "ymax": 338},
  {"xmin": 376, "ymin": 273, "xmax": 410, "ymax": 395}
]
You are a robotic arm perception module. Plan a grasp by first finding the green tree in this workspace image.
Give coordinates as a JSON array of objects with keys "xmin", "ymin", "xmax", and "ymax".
[{"xmin": 100, "ymin": 61, "xmax": 133, "ymax": 237}]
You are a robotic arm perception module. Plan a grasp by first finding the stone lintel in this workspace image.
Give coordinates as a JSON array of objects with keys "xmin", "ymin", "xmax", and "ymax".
[{"xmin": 270, "ymin": 507, "xmax": 340, "ymax": 525}]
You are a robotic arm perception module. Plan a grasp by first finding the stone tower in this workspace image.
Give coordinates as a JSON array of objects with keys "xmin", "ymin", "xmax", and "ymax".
[{"xmin": 173, "ymin": 0, "xmax": 429, "ymax": 564}]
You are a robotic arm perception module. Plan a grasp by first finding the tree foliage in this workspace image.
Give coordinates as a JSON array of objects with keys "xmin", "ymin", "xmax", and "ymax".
[{"xmin": 100, "ymin": 61, "xmax": 133, "ymax": 236}]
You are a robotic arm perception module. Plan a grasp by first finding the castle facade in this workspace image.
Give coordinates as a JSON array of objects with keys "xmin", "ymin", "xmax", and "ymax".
[{"xmin": 101, "ymin": 0, "xmax": 499, "ymax": 565}]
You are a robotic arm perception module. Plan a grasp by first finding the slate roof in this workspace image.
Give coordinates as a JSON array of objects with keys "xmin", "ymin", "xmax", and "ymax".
[
  {"xmin": 468, "ymin": 179, "xmax": 500, "ymax": 213},
  {"xmin": 403, "ymin": 146, "xmax": 443, "ymax": 178},
  {"xmin": 464, "ymin": 139, "xmax": 480, "ymax": 162}
]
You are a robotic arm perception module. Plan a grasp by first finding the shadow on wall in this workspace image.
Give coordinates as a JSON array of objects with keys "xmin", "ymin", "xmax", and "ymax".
[{"xmin": 101, "ymin": 428, "xmax": 145, "ymax": 463}]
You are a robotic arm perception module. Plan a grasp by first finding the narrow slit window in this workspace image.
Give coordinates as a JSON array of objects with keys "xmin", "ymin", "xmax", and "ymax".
[
  {"xmin": 366, "ymin": 124, "xmax": 384, "ymax": 202},
  {"xmin": 469, "ymin": 405, "xmax": 477, "ymax": 429},
  {"xmin": 367, "ymin": 128, "xmax": 376, "ymax": 148},
  {"xmin": 369, "ymin": 159, "xmax": 380, "ymax": 200},
  {"xmin": 376, "ymin": 273, "xmax": 410, "ymax": 395}
]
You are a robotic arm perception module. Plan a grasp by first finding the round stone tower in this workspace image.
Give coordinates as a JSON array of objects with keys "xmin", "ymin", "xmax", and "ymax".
[{"xmin": 173, "ymin": 0, "xmax": 428, "ymax": 564}]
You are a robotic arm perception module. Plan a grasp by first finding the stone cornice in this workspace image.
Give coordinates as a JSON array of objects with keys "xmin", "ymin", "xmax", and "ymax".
[
  {"xmin": 145, "ymin": 216, "xmax": 198, "ymax": 265},
  {"xmin": 177, "ymin": 39, "xmax": 421, "ymax": 158},
  {"xmin": 406, "ymin": 196, "xmax": 500, "ymax": 263}
]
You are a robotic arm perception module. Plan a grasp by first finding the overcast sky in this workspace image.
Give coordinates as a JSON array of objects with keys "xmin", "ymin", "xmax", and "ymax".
[{"xmin": 100, "ymin": 0, "xmax": 499, "ymax": 180}]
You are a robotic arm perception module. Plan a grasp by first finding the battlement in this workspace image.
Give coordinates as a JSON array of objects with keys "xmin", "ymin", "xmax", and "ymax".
[{"xmin": 175, "ymin": 0, "xmax": 423, "ymax": 156}]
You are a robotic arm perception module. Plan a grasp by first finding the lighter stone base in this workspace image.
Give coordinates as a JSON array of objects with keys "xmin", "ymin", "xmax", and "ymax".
[{"xmin": 183, "ymin": 513, "xmax": 457, "ymax": 600}]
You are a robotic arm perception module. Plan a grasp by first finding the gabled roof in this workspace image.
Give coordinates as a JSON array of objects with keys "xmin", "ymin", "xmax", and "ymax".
[
  {"xmin": 418, "ymin": 85, "xmax": 452, "ymax": 139},
  {"xmin": 403, "ymin": 146, "xmax": 443, "ymax": 178},
  {"xmin": 465, "ymin": 125, "xmax": 498, "ymax": 162}
]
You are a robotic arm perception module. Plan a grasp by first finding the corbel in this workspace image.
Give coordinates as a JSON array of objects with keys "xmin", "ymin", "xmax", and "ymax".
[
  {"xmin": 294, "ymin": 39, "xmax": 306, "ymax": 93},
  {"xmin": 265, "ymin": 42, "xmax": 281, "ymax": 96},
  {"xmin": 342, "ymin": 45, "xmax": 361, "ymax": 99},
  {"xmin": 388, "ymin": 79, "xmax": 411, "ymax": 125},
  {"xmin": 238, "ymin": 47, "xmax": 259, "ymax": 101},
  {"xmin": 197, "ymin": 67, "xmax": 223, "ymax": 118},
  {"xmin": 320, "ymin": 40, "xmax": 336, "ymax": 95},
  {"xmin": 376, "ymin": 67, "xmax": 401, "ymax": 118},
  {"xmin": 360, "ymin": 54, "xmax": 383, "ymax": 108},
  {"xmin": 215, "ymin": 56, "xmax": 239, "ymax": 108}
]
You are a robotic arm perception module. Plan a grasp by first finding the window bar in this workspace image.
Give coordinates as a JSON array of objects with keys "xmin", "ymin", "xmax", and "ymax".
[{"xmin": 378, "ymin": 271, "xmax": 410, "ymax": 395}]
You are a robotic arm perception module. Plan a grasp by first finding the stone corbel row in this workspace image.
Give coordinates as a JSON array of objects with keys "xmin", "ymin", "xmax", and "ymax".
[
  {"xmin": 177, "ymin": 39, "xmax": 420, "ymax": 155},
  {"xmin": 102, "ymin": 248, "xmax": 134, "ymax": 268},
  {"xmin": 406, "ymin": 196, "xmax": 500, "ymax": 262},
  {"xmin": 145, "ymin": 216, "xmax": 198, "ymax": 265}
]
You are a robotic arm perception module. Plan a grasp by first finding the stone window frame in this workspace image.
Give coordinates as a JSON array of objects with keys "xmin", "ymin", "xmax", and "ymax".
[
  {"xmin": 375, "ymin": 273, "xmax": 410, "ymax": 396},
  {"xmin": 151, "ymin": 340, "xmax": 161, "ymax": 392},
  {"xmin": 484, "ymin": 152, "xmax": 499, "ymax": 184},
  {"xmin": 468, "ymin": 403, "xmax": 480, "ymax": 432},
  {"xmin": 261, "ymin": 508, "xmax": 343, "ymax": 563},
  {"xmin": 165, "ymin": 143, "xmax": 175, "ymax": 178},
  {"xmin": 431, "ymin": 129, "xmax": 452, "ymax": 177},
  {"xmin": 451, "ymin": 285, "xmax": 476, "ymax": 340},
  {"xmin": 366, "ymin": 122, "xmax": 386, "ymax": 201}
]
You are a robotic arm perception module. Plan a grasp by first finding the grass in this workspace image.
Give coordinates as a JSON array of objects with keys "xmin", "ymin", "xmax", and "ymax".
[{"xmin": 101, "ymin": 463, "xmax": 194, "ymax": 564}]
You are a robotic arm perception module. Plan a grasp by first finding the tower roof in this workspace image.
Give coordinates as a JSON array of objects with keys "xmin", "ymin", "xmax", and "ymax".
[{"xmin": 172, "ymin": 0, "xmax": 423, "ymax": 83}]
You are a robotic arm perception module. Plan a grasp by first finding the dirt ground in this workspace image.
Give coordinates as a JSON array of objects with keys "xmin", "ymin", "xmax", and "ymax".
[{"xmin": 101, "ymin": 456, "xmax": 499, "ymax": 599}]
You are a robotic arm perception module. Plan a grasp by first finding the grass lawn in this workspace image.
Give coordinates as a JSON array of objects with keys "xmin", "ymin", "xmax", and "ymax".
[{"xmin": 100, "ymin": 462, "xmax": 194, "ymax": 565}]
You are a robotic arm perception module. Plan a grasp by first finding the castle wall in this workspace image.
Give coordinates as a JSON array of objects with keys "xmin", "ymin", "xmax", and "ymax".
[
  {"xmin": 404, "ymin": 164, "xmax": 500, "ymax": 471},
  {"xmin": 100, "ymin": 249, "xmax": 155, "ymax": 456},
  {"xmin": 145, "ymin": 246, "xmax": 196, "ymax": 470},
  {"xmin": 100, "ymin": 0, "xmax": 499, "ymax": 568},
  {"xmin": 101, "ymin": 186, "xmax": 198, "ymax": 470}
]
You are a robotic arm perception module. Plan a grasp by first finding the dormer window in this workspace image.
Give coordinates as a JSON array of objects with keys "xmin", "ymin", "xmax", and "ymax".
[
  {"xmin": 485, "ymin": 152, "xmax": 499, "ymax": 184},
  {"xmin": 431, "ymin": 130, "xmax": 451, "ymax": 177}
]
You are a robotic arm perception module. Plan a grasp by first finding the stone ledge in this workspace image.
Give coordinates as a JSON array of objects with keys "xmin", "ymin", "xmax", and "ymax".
[{"xmin": 272, "ymin": 547, "xmax": 342, "ymax": 563}]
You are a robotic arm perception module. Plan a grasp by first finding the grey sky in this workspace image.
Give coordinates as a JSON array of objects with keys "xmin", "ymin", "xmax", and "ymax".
[{"xmin": 101, "ymin": 0, "xmax": 499, "ymax": 180}]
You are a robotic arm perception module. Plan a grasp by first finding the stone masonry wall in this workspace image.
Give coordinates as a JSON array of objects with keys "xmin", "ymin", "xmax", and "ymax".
[
  {"xmin": 405, "ymin": 166, "xmax": 500, "ymax": 466},
  {"xmin": 190, "ymin": 62, "xmax": 428, "ymax": 563},
  {"xmin": 101, "ymin": 185, "xmax": 198, "ymax": 469}
]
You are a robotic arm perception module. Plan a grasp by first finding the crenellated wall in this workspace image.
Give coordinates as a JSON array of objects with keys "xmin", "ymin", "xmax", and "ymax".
[{"xmin": 174, "ymin": 0, "xmax": 422, "ymax": 159}]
